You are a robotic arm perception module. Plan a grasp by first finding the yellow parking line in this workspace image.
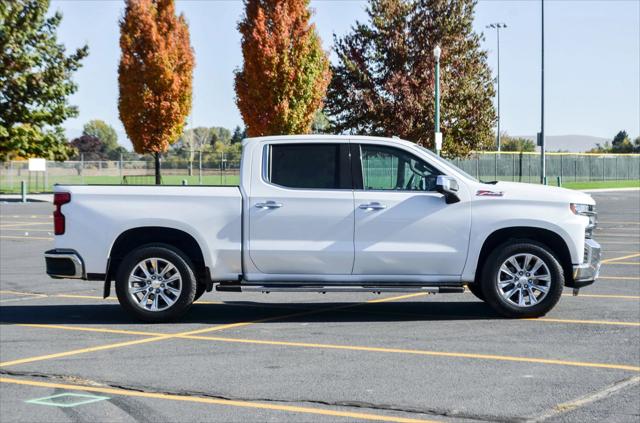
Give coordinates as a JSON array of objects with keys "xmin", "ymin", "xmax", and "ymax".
[
  {"xmin": 604, "ymin": 262, "xmax": 640, "ymax": 265},
  {"xmin": 18, "ymin": 324, "xmax": 165, "ymax": 337},
  {"xmin": 179, "ymin": 335, "xmax": 640, "ymax": 372},
  {"xmin": 0, "ymin": 235, "xmax": 53, "ymax": 241},
  {"xmin": 0, "ymin": 222, "xmax": 52, "ymax": 228},
  {"xmin": 0, "ymin": 335, "xmax": 174, "ymax": 367},
  {"xmin": 0, "ymin": 290, "xmax": 117, "ymax": 302},
  {"xmin": 531, "ymin": 318, "xmax": 640, "ymax": 327},
  {"xmin": 601, "ymin": 253, "xmax": 640, "ymax": 264},
  {"xmin": 0, "ymin": 228, "xmax": 53, "ymax": 232},
  {"xmin": 0, "ymin": 377, "xmax": 437, "ymax": 423},
  {"xmin": 0, "ymin": 290, "xmax": 47, "ymax": 297},
  {"xmin": 366, "ymin": 292, "xmax": 427, "ymax": 303},
  {"xmin": 563, "ymin": 293, "xmax": 640, "ymax": 300},
  {"xmin": 4, "ymin": 215, "xmax": 52, "ymax": 219},
  {"xmin": 599, "ymin": 276, "xmax": 640, "ymax": 280},
  {"xmin": 0, "ymin": 293, "xmax": 422, "ymax": 368}
]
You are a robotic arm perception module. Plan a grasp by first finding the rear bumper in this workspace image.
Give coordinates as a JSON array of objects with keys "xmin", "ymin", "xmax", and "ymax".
[
  {"xmin": 571, "ymin": 239, "xmax": 601, "ymax": 288},
  {"xmin": 45, "ymin": 249, "xmax": 85, "ymax": 279}
]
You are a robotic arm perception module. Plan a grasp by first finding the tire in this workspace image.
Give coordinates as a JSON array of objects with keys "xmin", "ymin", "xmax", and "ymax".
[
  {"xmin": 480, "ymin": 240, "xmax": 564, "ymax": 318},
  {"xmin": 115, "ymin": 244, "xmax": 197, "ymax": 322},
  {"xmin": 466, "ymin": 282, "xmax": 485, "ymax": 301},
  {"xmin": 194, "ymin": 283, "xmax": 207, "ymax": 302}
]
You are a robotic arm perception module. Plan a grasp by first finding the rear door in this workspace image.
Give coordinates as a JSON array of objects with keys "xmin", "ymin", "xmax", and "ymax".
[{"xmin": 248, "ymin": 141, "xmax": 355, "ymax": 277}]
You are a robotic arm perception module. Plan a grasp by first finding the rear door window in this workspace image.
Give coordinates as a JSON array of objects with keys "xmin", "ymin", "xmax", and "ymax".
[{"xmin": 267, "ymin": 143, "xmax": 351, "ymax": 189}]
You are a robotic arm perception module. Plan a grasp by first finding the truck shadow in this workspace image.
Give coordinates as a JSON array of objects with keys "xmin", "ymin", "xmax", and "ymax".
[{"xmin": 0, "ymin": 300, "xmax": 503, "ymax": 326}]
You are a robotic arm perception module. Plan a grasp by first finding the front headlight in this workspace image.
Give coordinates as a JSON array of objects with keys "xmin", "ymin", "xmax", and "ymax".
[{"xmin": 570, "ymin": 203, "xmax": 597, "ymax": 238}]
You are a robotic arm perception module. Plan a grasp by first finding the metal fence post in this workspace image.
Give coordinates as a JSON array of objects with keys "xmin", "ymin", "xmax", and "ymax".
[
  {"xmin": 198, "ymin": 151, "xmax": 202, "ymax": 185},
  {"xmin": 560, "ymin": 154, "xmax": 563, "ymax": 182},
  {"xmin": 9, "ymin": 160, "xmax": 14, "ymax": 192},
  {"xmin": 494, "ymin": 153, "xmax": 498, "ymax": 181},
  {"xmin": 21, "ymin": 180, "xmax": 27, "ymax": 202},
  {"xmin": 602, "ymin": 155, "xmax": 605, "ymax": 181},
  {"xmin": 475, "ymin": 154, "xmax": 479, "ymax": 179},
  {"xmin": 119, "ymin": 154, "xmax": 123, "ymax": 179},
  {"xmin": 615, "ymin": 155, "xmax": 618, "ymax": 180}
]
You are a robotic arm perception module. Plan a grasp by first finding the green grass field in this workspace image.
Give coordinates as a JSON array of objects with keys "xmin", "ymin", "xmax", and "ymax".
[
  {"xmin": 1, "ymin": 174, "xmax": 637, "ymax": 194},
  {"xmin": 560, "ymin": 179, "xmax": 640, "ymax": 190},
  {"xmin": 0, "ymin": 174, "xmax": 240, "ymax": 193}
]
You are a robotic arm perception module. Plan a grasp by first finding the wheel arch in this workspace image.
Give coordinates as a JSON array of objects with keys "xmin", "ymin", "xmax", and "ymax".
[
  {"xmin": 104, "ymin": 227, "xmax": 209, "ymax": 297},
  {"xmin": 474, "ymin": 226, "xmax": 574, "ymax": 286}
]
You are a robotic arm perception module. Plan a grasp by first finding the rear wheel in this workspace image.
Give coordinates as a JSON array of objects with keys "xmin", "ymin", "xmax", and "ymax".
[
  {"xmin": 116, "ymin": 245, "xmax": 197, "ymax": 322},
  {"xmin": 481, "ymin": 241, "xmax": 563, "ymax": 318}
]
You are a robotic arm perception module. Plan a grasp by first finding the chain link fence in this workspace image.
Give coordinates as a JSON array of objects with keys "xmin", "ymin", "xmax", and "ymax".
[
  {"xmin": 1, "ymin": 151, "xmax": 638, "ymax": 193},
  {"xmin": 450, "ymin": 152, "xmax": 640, "ymax": 184},
  {"xmin": 1, "ymin": 153, "xmax": 241, "ymax": 193}
]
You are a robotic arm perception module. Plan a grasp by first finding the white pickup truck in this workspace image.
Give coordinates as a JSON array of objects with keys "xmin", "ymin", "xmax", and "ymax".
[{"xmin": 45, "ymin": 135, "xmax": 601, "ymax": 322}]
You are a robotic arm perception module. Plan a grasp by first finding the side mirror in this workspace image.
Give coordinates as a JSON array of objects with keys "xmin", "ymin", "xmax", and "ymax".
[{"xmin": 436, "ymin": 175, "xmax": 460, "ymax": 204}]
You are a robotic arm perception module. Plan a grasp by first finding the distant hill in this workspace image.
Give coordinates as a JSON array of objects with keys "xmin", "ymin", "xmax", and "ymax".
[{"xmin": 515, "ymin": 134, "xmax": 609, "ymax": 153}]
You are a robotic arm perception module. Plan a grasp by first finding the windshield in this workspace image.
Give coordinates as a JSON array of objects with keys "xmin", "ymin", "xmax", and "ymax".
[{"xmin": 416, "ymin": 145, "xmax": 479, "ymax": 182}]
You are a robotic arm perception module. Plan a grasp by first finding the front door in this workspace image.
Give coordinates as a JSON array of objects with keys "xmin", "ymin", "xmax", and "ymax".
[
  {"xmin": 352, "ymin": 143, "xmax": 471, "ymax": 279},
  {"xmin": 248, "ymin": 142, "xmax": 355, "ymax": 277}
]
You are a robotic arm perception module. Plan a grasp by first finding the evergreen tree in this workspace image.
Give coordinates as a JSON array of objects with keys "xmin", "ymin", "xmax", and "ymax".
[{"xmin": 326, "ymin": 0, "xmax": 496, "ymax": 157}]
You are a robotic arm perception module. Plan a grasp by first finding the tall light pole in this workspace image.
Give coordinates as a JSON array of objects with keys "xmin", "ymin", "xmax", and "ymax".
[
  {"xmin": 540, "ymin": 0, "xmax": 546, "ymax": 184},
  {"xmin": 486, "ymin": 23, "xmax": 507, "ymax": 152},
  {"xmin": 433, "ymin": 45, "xmax": 442, "ymax": 156}
]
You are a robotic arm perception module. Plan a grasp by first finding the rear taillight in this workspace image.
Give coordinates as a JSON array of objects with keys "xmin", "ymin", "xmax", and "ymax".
[{"xmin": 53, "ymin": 192, "xmax": 71, "ymax": 235}]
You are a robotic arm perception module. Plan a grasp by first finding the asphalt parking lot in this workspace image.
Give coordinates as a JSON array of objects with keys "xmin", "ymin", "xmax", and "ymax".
[{"xmin": 0, "ymin": 190, "xmax": 638, "ymax": 423}]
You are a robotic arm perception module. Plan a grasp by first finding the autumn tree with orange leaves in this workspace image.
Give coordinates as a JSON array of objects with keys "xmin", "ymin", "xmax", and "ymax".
[
  {"xmin": 118, "ymin": 0, "xmax": 194, "ymax": 184},
  {"xmin": 235, "ymin": 0, "xmax": 331, "ymax": 137}
]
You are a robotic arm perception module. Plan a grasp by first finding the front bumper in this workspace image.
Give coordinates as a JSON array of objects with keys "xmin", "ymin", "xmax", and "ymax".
[
  {"xmin": 571, "ymin": 239, "xmax": 601, "ymax": 288},
  {"xmin": 45, "ymin": 249, "xmax": 85, "ymax": 279}
]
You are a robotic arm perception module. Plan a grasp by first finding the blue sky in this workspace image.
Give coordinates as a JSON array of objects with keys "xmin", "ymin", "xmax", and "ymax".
[{"xmin": 52, "ymin": 0, "xmax": 640, "ymax": 149}]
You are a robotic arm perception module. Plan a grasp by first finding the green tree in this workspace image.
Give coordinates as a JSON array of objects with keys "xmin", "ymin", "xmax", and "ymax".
[
  {"xmin": 230, "ymin": 126, "xmax": 246, "ymax": 144},
  {"xmin": 0, "ymin": 0, "xmax": 88, "ymax": 161},
  {"xmin": 311, "ymin": 110, "xmax": 330, "ymax": 134},
  {"xmin": 634, "ymin": 137, "xmax": 640, "ymax": 153},
  {"xmin": 611, "ymin": 130, "xmax": 633, "ymax": 153},
  {"xmin": 500, "ymin": 134, "xmax": 535, "ymax": 152},
  {"xmin": 326, "ymin": 0, "xmax": 496, "ymax": 158},
  {"xmin": 82, "ymin": 120, "xmax": 119, "ymax": 153}
]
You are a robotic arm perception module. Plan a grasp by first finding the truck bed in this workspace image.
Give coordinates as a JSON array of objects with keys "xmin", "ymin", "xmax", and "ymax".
[{"xmin": 53, "ymin": 185, "xmax": 243, "ymax": 279}]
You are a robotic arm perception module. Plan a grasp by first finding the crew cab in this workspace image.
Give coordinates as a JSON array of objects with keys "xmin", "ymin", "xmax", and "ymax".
[{"xmin": 45, "ymin": 135, "xmax": 601, "ymax": 322}]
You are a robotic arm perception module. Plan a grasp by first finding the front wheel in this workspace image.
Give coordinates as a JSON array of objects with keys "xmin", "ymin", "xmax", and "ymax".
[
  {"xmin": 481, "ymin": 241, "xmax": 564, "ymax": 318},
  {"xmin": 115, "ymin": 244, "xmax": 197, "ymax": 322}
]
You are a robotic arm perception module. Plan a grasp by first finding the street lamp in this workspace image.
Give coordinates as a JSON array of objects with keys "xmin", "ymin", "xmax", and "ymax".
[
  {"xmin": 486, "ymin": 22, "xmax": 507, "ymax": 152},
  {"xmin": 540, "ymin": 0, "xmax": 546, "ymax": 184},
  {"xmin": 433, "ymin": 45, "xmax": 442, "ymax": 156}
]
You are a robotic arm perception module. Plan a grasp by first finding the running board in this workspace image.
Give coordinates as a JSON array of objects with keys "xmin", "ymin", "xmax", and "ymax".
[{"xmin": 215, "ymin": 285, "xmax": 464, "ymax": 294}]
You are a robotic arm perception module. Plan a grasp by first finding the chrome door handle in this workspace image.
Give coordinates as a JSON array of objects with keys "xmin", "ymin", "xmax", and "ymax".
[
  {"xmin": 359, "ymin": 202, "xmax": 386, "ymax": 210},
  {"xmin": 255, "ymin": 200, "xmax": 283, "ymax": 209}
]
